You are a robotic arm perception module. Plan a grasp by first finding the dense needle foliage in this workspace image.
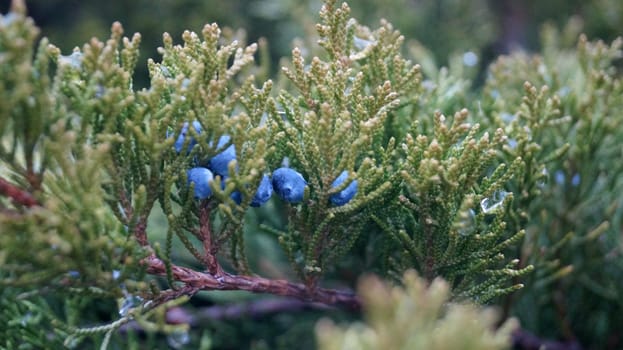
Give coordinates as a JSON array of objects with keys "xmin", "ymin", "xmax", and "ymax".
[{"xmin": 1, "ymin": 0, "xmax": 622, "ymax": 349}]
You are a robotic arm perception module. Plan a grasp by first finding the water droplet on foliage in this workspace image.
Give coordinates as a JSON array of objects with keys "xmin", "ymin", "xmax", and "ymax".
[
  {"xmin": 353, "ymin": 37, "xmax": 375, "ymax": 50},
  {"xmin": 480, "ymin": 190, "xmax": 509, "ymax": 213},
  {"xmin": 119, "ymin": 294, "xmax": 143, "ymax": 317},
  {"xmin": 0, "ymin": 13, "xmax": 19, "ymax": 27},
  {"xmin": 501, "ymin": 112, "xmax": 516, "ymax": 123},
  {"xmin": 59, "ymin": 52, "xmax": 83, "ymax": 69},
  {"xmin": 537, "ymin": 168, "xmax": 549, "ymax": 188},
  {"xmin": 20, "ymin": 312, "xmax": 33, "ymax": 326},
  {"xmin": 557, "ymin": 86, "xmax": 571, "ymax": 97},
  {"xmin": 523, "ymin": 126, "xmax": 533, "ymax": 140},
  {"xmin": 422, "ymin": 80, "xmax": 436, "ymax": 91},
  {"xmin": 95, "ymin": 84, "xmax": 105, "ymax": 98},
  {"xmin": 167, "ymin": 330, "xmax": 190, "ymax": 349},
  {"xmin": 181, "ymin": 78, "xmax": 191, "ymax": 90},
  {"xmin": 462, "ymin": 51, "xmax": 478, "ymax": 67},
  {"xmin": 160, "ymin": 66, "xmax": 171, "ymax": 77},
  {"xmin": 260, "ymin": 112, "xmax": 268, "ymax": 126},
  {"xmin": 458, "ymin": 209, "xmax": 476, "ymax": 236},
  {"xmin": 294, "ymin": 250, "xmax": 304, "ymax": 265},
  {"xmin": 112, "ymin": 270, "xmax": 121, "ymax": 280}
]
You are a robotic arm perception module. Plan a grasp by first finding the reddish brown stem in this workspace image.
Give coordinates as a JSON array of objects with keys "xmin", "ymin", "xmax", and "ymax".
[
  {"xmin": 144, "ymin": 255, "xmax": 361, "ymax": 311},
  {"xmin": 199, "ymin": 203, "xmax": 222, "ymax": 276},
  {"xmin": 134, "ymin": 216, "xmax": 149, "ymax": 247},
  {"xmin": 116, "ymin": 187, "xmax": 151, "ymax": 247},
  {"xmin": 0, "ymin": 176, "xmax": 39, "ymax": 207}
]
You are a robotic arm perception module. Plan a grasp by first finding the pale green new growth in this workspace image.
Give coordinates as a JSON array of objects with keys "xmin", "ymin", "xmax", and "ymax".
[
  {"xmin": 316, "ymin": 270, "xmax": 517, "ymax": 350},
  {"xmin": 0, "ymin": 0, "xmax": 141, "ymax": 293}
]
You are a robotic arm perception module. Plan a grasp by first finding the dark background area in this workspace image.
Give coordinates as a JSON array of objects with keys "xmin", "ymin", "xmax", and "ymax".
[{"xmin": 2, "ymin": 0, "xmax": 621, "ymax": 88}]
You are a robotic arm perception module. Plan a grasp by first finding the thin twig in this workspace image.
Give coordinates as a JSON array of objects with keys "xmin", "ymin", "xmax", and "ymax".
[
  {"xmin": 135, "ymin": 217, "xmax": 149, "ymax": 247},
  {"xmin": 152, "ymin": 285, "xmax": 200, "ymax": 305},
  {"xmin": 0, "ymin": 176, "xmax": 39, "ymax": 207},
  {"xmin": 198, "ymin": 202, "xmax": 222, "ymax": 275},
  {"xmin": 143, "ymin": 255, "xmax": 361, "ymax": 310}
]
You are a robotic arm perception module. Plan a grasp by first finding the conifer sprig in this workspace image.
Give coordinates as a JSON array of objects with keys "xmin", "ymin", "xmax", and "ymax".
[{"xmin": 380, "ymin": 108, "xmax": 532, "ymax": 301}]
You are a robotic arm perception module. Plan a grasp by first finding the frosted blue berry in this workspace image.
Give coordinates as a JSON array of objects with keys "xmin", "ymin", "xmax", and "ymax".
[
  {"xmin": 330, "ymin": 171, "xmax": 358, "ymax": 206},
  {"xmin": 187, "ymin": 167, "xmax": 214, "ymax": 199},
  {"xmin": 251, "ymin": 175, "xmax": 273, "ymax": 207},
  {"xmin": 208, "ymin": 135, "xmax": 237, "ymax": 177},
  {"xmin": 272, "ymin": 167, "xmax": 307, "ymax": 203},
  {"xmin": 169, "ymin": 121, "xmax": 202, "ymax": 153},
  {"xmin": 230, "ymin": 190, "xmax": 242, "ymax": 205}
]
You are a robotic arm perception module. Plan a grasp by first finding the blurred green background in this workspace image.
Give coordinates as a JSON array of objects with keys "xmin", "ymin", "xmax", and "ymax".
[{"xmin": 3, "ymin": 0, "xmax": 621, "ymax": 88}]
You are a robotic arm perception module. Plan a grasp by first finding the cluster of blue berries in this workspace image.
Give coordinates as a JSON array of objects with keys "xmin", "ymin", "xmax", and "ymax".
[{"xmin": 170, "ymin": 121, "xmax": 358, "ymax": 206}]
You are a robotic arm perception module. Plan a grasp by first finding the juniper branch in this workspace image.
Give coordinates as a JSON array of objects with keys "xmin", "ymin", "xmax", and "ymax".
[
  {"xmin": 143, "ymin": 255, "xmax": 361, "ymax": 310},
  {"xmin": 198, "ymin": 202, "xmax": 223, "ymax": 276}
]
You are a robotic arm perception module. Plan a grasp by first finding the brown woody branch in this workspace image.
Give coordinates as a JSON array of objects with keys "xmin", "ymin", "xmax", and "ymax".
[
  {"xmin": 144, "ymin": 254, "xmax": 361, "ymax": 311},
  {"xmin": 0, "ymin": 176, "xmax": 39, "ymax": 207},
  {"xmin": 199, "ymin": 202, "xmax": 223, "ymax": 276}
]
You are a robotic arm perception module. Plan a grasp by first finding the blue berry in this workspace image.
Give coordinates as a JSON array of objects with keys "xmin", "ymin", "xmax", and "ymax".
[
  {"xmin": 208, "ymin": 135, "xmax": 237, "ymax": 177},
  {"xmin": 329, "ymin": 170, "xmax": 358, "ymax": 206},
  {"xmin": 251, "ymin": 174, "xmax": 273, "ymax": 207},
  {"xmin": 230, "ymin": 190, "xmax": 243, "ymax": 205},
  {"xmin": 272, "ymin": 167, "xmax": 307, "ymax": 203},
  {"xmin": 187, "ymin": 167, "xmax": 214, "ymax": 199},
  {"xmin": 169, "ymin": 121, "xmax": 202, "ymax": 153}
]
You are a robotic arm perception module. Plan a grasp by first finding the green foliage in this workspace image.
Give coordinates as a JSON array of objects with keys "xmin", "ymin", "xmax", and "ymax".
[
  {"xmin": 378, "ymin": 109, "xmax": 532, "ymax": 302},
  {"xmin": 267, "ymin": 0, "xmax": 404, "ymax": 287},
  {"xmin": 1, "ymin": 0, "xmax": 623, "ymax": 349},
  {"xmin": 316, "ymin": 270, "xmax": 517, "ymax": 350},
  {"xmin": 0, "ymin": 0, "xmax": 142, "ymax": 295},
  {"xmin": 478, "ymin": 23, "xmax": 623, "ymax": 346},
  {"xmin": 146, "ymin": 21, "xmax": 272, "ymax": 274}
]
